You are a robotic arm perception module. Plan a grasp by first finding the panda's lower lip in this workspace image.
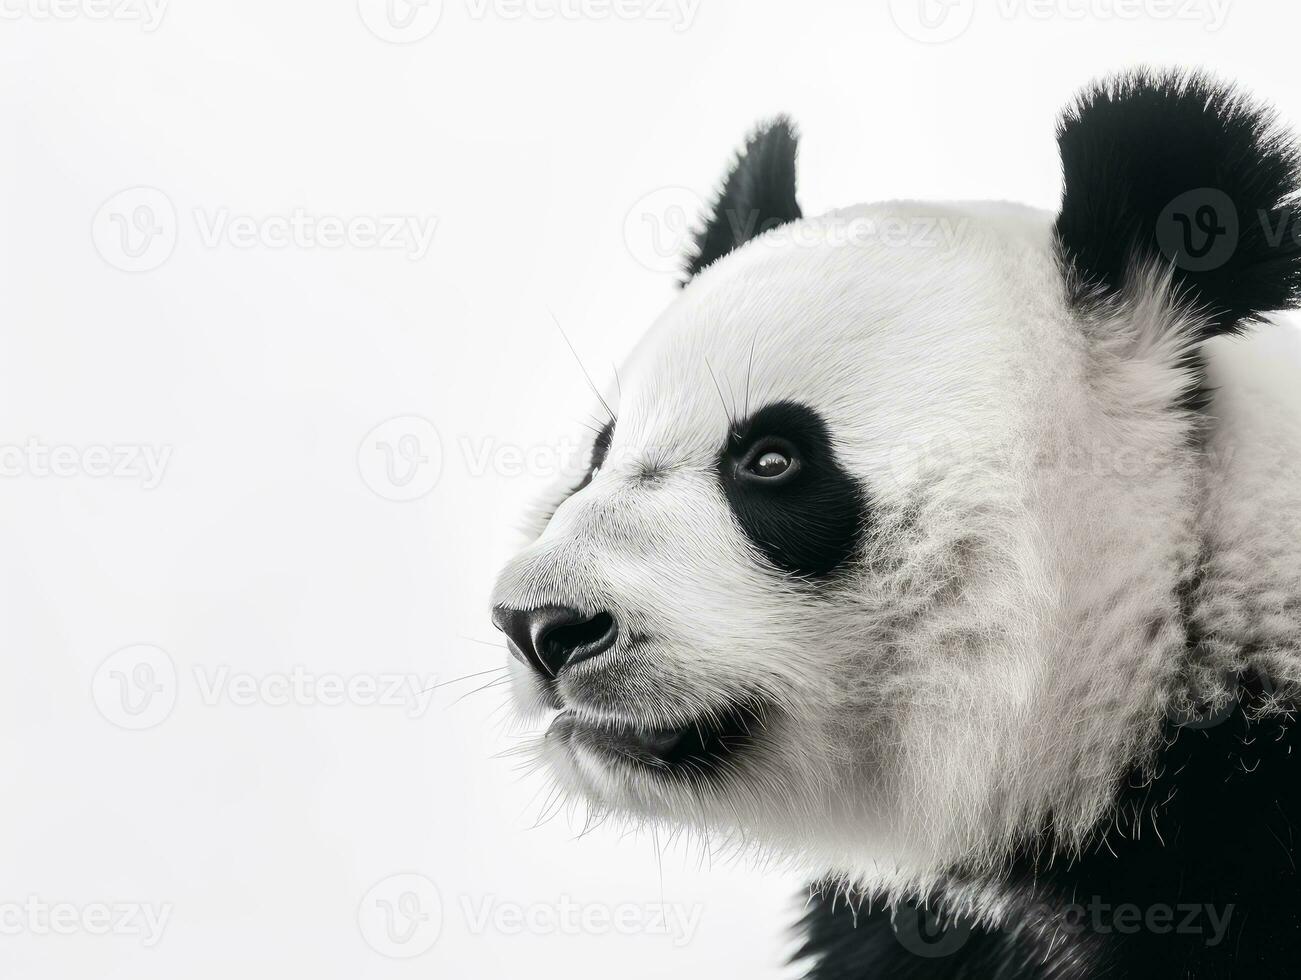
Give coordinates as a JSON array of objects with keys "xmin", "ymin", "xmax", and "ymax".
[{"xmin": 554, "ymin": 698, "xmax": 767, "ymax": 777}]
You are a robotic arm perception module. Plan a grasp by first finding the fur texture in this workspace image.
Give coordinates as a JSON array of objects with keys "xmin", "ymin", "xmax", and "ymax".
[
  {"xmin": 491, "ymin": 69, "xmax": 1301, "ymax": 977},
  {"xmin": 681, "ymin": 116, "xmax": 802, "ymax": 285},
  {"xmin": 1057, "ymin": 71, "xmax": 1301, "ymax": 336}
]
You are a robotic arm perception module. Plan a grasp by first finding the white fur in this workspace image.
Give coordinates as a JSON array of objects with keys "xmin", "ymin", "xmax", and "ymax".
[
  {"xmin": 1188, "ymin": 326, "xmax": 1301, "ymax": 701},
  {"xmin": 491, "ymin": 201, "xmax": 1301, "ymax": 904}
]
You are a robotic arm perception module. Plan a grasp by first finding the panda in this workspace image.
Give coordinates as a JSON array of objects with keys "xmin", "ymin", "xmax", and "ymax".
[{"xmin": 490, "ymin": 69, "xmax": 1301, "ymax": 978}]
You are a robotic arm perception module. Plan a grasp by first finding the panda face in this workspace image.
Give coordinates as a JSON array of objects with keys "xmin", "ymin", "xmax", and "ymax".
[
  {"xmin": 492, "ymin": 72, "xmax": 1301, "ymax": 886},
  {"xmin": 492, "ymin": 200, "xmax": 1083, "ymax": 872}
]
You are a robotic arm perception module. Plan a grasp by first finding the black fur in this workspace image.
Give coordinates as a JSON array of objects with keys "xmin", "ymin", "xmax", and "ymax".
[
  {"xmin": 681, "ymin": 117, "xmax": 802, "ymax": 285},
  {"xmin": 795, "ymin": 672, "xmax": 1301, "ymax": 978},
  {"xmin": 573, "ymin": 419, "xmax": 614, "ymax": 495},
  {"xmin": 718, "ymin": 402, "xmax": 867, "ymax": 578},
  {"xmin": 1055, "ymin": 69, "xmax": 1301, "ymax": 339}
]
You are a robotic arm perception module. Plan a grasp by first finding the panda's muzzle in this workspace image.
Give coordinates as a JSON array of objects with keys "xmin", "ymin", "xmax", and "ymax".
[
  {"xmin": 492, "ymin": 602, "xmax": 771, "ymax": 779},
  {"xmin": 492, "ymin": 603, "xmax": 619, "ymax": 678},
  {"xmin": 553, "ymin": 697, "xmax": 768, "ymax": 778}
]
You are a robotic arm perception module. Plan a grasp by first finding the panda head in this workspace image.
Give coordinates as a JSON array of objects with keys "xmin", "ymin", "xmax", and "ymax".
[{"xmin": 491, "ymin": 70, "xmax": 1301, "ymax": 886}]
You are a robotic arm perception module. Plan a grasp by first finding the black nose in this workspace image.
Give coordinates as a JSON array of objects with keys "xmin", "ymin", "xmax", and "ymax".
[{"xmin": 491, "ymin": 605, "xmax": 618, "ymax": 677}]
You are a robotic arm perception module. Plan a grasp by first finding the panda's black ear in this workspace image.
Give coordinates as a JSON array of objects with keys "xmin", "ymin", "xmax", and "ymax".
[
  {"xmin": 1055, "ymin": 70, "xmax": 1301, "ymax": 338},
  {"xmin": 681, "ymin": 117, "xmax": 802, "ymax": 286}
]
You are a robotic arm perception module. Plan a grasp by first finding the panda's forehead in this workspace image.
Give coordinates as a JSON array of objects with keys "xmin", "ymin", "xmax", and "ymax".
[{"xmin": 611, "ymin": 202, "xmax": 1060, "ymax": 466}]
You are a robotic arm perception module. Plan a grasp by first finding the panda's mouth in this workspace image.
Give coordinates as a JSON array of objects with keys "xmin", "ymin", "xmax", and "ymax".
[{"xmin": 552, "ymin": 698, "xmax": 768, "ymax": 778}]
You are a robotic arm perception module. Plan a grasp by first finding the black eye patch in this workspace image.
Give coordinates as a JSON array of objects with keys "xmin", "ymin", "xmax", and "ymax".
[
  {"xmin": 532, "ymin": 420, "xmax": 614, "ymax": 533},
  {"xmin": 572, "ymin": 420, "xmax": 614, "ymax": 495},
  {"xmin": 718, "ymin": 401, "xmax": 868, "ymax": 578}
]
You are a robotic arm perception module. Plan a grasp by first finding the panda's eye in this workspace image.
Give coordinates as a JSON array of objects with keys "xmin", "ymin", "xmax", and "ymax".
[
  {"xmin": 740, "ymin": 439, "xmax": 800, "ymax": 482},
  {"xmin": 720, "ymin": 402, "xmax": 865, "ymax": 578},
  {"xmin": 752, "ymin": 450, "xmax": 790, "ymax": 477}
]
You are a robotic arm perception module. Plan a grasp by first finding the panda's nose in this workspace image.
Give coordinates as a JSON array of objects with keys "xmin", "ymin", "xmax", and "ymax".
[{"xmin": 491, "ymin": 604, "xmax": 619, "ymax": 677}]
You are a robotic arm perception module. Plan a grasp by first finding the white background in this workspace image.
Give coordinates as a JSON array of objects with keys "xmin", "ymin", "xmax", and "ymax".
[{"xmin": 1, "ymin": 1, "xmax": 1299, "ymax": 977}]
